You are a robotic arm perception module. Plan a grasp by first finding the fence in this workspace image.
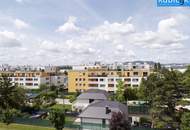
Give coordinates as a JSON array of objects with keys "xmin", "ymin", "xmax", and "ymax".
[
  {"xmin": 10, "ymin": 117, "xmax": 175, "ymax": 130},
  {"xmin": 128, "ymin": 105, "xmax": 149, "ymax": 115}
]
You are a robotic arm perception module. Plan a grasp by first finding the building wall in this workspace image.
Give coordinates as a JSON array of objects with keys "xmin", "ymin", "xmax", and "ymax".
[
  {"xmin": 68, "ymin": 69, "xmax": 151, "ymax": 92},
  {"xmin": 0, "ymin": 71, "xmax": 67, "ymax": 89},
  {"xmin": 81, "ymin": 117, "xmax": 109, "ymax": 125},
  {"xmin": 68, "ymin": 70, "xmax": 88, "ymax": 92},
  {"xmin": 50, "ymin": 75, "xmax": 67, "ymax": 86}
]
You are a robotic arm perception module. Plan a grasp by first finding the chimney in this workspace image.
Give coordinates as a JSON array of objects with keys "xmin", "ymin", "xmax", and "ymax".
[{"xmin": 105, "ymin": 106, "xmax": 111, "ymax": 114}]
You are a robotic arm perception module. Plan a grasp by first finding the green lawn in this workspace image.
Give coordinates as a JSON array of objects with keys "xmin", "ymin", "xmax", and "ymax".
[{"xmin": 0, "ymin": 123, "xmax": 73, "ymax": 130}]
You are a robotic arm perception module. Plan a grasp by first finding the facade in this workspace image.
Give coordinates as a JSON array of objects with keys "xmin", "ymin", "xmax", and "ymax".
[
  {"xmin": 68, "ymin": 67, "xmax": 151, "ymax": 92},
  {"xmin": 79, "ymin": 100, "xmax": 128, "ymax": 125},
  {"xmin": 72, "ymin": 89, "xmax": 109, "ymax": 112},
  {"xmin": 0, "ymin": 71, "xmax": 67, "ymax": 89}
]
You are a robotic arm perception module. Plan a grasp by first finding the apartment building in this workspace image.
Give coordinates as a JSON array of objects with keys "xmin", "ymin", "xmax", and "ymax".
[
  {"xmin": 68, "ymin": 67, "xmax": 151, "ymax": 93},
  {"xmin": 0, "ymin": 71, "xmax": 67, "ymax": 89}
]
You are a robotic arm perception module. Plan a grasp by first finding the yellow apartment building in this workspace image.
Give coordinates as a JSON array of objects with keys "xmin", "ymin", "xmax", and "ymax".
[{"xmin": 68, "ymin": 68, "xmax": 151, "ymax": 92}]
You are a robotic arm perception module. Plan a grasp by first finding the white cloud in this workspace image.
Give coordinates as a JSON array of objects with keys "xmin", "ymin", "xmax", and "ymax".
[
  {"xmin": 56, "ymin": 16, "xmax": 81, "ymax": 33},
  {"xmin": 39, "ymin": 40, "xmax": 62, "ymax": 53},
  {"xmin": 0, "ymin": 14, "xmax": 188, "ymax": 65},
  {"xmin": 15, "ymin": 0, "xmax": 29, "ymax": 3},
  {"xmin": 0, "ymin": 31, "xmax": 22, "ymax": 48},
  {"xmin": 16, "ymin": 0, "xmax": 23, "ymax": 3},
  {"xmin": 14, "ymin": 19, "xmax": 29, "ymax": 29},
  {"xmin": 129, "ymin": 17, "xmax": 188, "ymax": 50},
  {"xmin": 116, "ymin": 44, "xmax": 125, "ymax": 52}
]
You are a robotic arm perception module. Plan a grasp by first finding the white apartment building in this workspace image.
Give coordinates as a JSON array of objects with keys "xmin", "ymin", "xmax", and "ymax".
[{"xmin": 0, "ymin": 71, "xmax": 67, "ymax": 89}]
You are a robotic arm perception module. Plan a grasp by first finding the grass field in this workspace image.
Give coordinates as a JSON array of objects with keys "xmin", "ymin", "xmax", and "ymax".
[{"xmin": 0, "ymin": 123, "xmax": 73, "ymax": 130}]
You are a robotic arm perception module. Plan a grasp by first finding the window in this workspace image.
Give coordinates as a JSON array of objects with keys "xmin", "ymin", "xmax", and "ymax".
[
  {"xmin": 100, "ymin": 84, "xmax": 105, "ymax": 87},
  {"xmin": 125, "ymin": 78, "xmax": 131, "ymax": 82},
  {"xmin": 108, "ymin": 84, "xmax": 114, "ymax": 87},
  {"xmin": 125, "ymin": 84, "xmax": 131, "ymax": 87},
  {"xmin": 100, "ymin": 78, "xmax": 104, "ymax": 81},
  {"xmin": 143, "ymin": 72, "xmax": 148, "ymax": 77},
  {"xmin": 89, "ymin": 78, "xmax": 98, "ymax": 82},
  {"xmin": 132, "ymin": 78, "xmax": 139, "ymax": 82},
  {"xmin": 133, "ymin": 72, "xmax": 138, "ymax": 76},
  {"xmin": 75, "ymin": 78, "xmax": 78, "ymax": 81},
  {"xmin": 26, "ymin": 78, "xmax": 33, "ymax": 81},
  {"xmin": 83, "ymin": 84, "xmax": 85, "ymax": 86},
  {"xmin": 89, "ymin": 84, "xmax": 98, "ymax": 87},
  {"xmin": 83, "ymin": 78, "xmax": 85, "ymax": 81},
  {"xmin": 132, "ymin": 84, "xmax": 139, "ymax": 87},
  {"xmin": 34, "ymin": 78, "xmax": 38, "ymax": 81},
  {"xmin": 34, "ymin": 83, "xmax": 38, "ymax": 86},
  {"xmin": 20, "ymin": 78, "xmax": 23, "ymax": 81},
  {"xmin": 108, "ymin": 78, "xmax": 114, "ymax": 82},
  {"xmin": 25, "ymin": 83, "xmax": 33, "ymax": 86}
]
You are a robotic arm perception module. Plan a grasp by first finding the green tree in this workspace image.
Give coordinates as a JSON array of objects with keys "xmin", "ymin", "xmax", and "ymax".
[
  {"xmin": 49, "ymin": 108, "xmax": 65, "ymax": 130},
  {"xmin": 110, "ymin": 112, "xmax": 131, "ymax": 130},
  {"xmin": 115, "ymin": 80, "xmax": 125, "ymax": 102},
  {"xmin": 34, "ymin": 91, "xmax": 57, "ymax": 108},
  {"xmin": 0, "ymin": 74, "xmax": 26, "ymax": 110},
  {"xmin": 180, "ymin": 112, "xmax": 190, "ymax": 130},
  {"xmin": 182, "ymin": 66, "xmax": 190, "ymax": 97},
  {"xmin": 1, "ymin": 109, "xmax": 18, "ymax": 125},
  {"xmin": 39, "ymin": 84, "xmax": 49, "ymax": 91},
  {"xmin": 124, "ymin": 87, "xmax": 138, "ymax": 101},
  {"xmin": 154, "ymin": 62, "xmax": 162, "ymax": 72},
  {"xmin": 139, "ymin": 69, "xmax": 185, "ymax": 128}
]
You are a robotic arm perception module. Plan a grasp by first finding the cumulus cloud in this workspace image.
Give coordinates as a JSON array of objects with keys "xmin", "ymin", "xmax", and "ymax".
[
  {"xmin": 39, "ymin": 40, "xmax": 62, "ymax": 53},
  {"xmin": 86, "ymin": 19, "xmax": 135, "ymax": 44},
  {"xmin": 0, "ymin": 15, "xmax": 188, "ymax": 65},
  {"xmin": 56, "ymin": 16, "xmax": 81, "ymax": 33},
  {"xmin": 129, "ymin": 17, "xmax": 188, "ymax": 50},
  {"xmin": 14, "ymin": 19, "xmax": 29, "ymax": 29},
  {"xmin": 0, "ymin": 31, "xmax": 22, "ymax": 48},
  {"xmin": 51, "ymin": 16, "xmax": 188, "ymax": 64}
]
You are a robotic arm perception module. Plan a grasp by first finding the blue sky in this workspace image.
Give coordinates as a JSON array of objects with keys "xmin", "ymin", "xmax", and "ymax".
[{"xmin": 0, "ymin": 0, "xmax": 190, "ymax": 65}]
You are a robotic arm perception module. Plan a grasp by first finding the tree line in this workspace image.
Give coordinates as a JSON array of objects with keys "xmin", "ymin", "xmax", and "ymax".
[{"xmin": 114, "ymin": 63, "xmax": 190, "ymax": 129}]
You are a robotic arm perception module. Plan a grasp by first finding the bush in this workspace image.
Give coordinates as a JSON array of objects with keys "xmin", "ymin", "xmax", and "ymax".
[{"xmin": 1, "ymin": 109, "xmax": 18, "ymax": 125}]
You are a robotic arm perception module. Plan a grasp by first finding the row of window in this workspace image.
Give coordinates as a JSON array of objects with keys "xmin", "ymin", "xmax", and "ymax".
[
  {"xmin": 88, "ymin": 78, "xmax": 140, "ymax": 82},
  {"xmin": 88, "ymin": 72, "xmax": 148, "ymax": 77},
  {"xmin": 75, "ymin": 78, "xmax": 86, "ymax": 81},
  {"xmin": 11, "ymin": 77, "xmax": 51, "ymax": 81},
  {"xmin": 19, "ymin": 83, "xmax": 39, "ymax": 86},
  {"xmin": 88, "ymin": 84, "xmax": 139, "ymax": 88}
]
